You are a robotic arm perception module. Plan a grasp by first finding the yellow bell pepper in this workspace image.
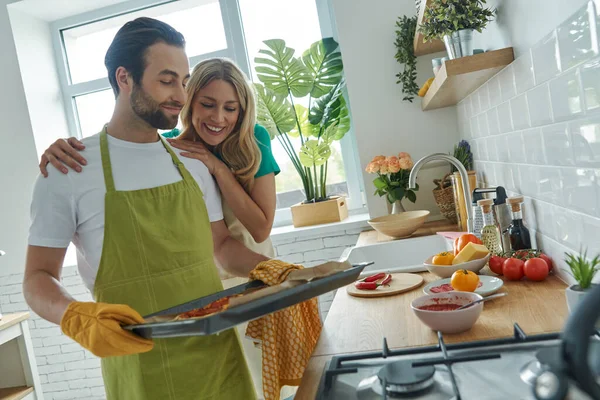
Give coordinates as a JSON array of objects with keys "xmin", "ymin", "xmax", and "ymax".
[
  {"xmin": 450, "ymin": 269, "xmax": 480, "ymax": 292},
  {"xmin": 418, "ymin": 77, "xmax": 435, "ymax": 97},
  {"xmin": 60, "ymin": 302, "xmax": 154, "ymax": 358},
  {"xmin": 432, "ymin": 251, "xmax": 455, "ymax": 266}
]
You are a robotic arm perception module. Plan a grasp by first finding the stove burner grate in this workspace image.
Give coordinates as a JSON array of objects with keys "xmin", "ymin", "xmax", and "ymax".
[{"xmin": 377, "ymin": 360, "xmax": 435, "ymax": 394}]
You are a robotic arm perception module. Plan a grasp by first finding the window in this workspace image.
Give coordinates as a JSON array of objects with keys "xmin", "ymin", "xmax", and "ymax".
[{"xmin": 52, "ymin": 0, "xmax": 365, "ymax": 226}]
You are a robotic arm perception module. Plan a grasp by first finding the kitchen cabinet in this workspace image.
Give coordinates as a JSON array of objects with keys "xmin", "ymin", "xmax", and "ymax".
[{"xmin": 0, "ymin": 313, "xmax": 44, "ymax": 400}]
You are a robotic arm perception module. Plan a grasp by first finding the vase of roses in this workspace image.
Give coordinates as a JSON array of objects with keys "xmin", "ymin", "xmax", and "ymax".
[{"xmin": 365, "ymin": 152, "xmax": 419, "ymax": 214}]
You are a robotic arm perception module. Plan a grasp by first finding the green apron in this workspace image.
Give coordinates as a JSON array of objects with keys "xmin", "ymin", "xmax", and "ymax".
[{"xmin": 93, "ymin": 129, "xmax": 256, "ymax": 400}]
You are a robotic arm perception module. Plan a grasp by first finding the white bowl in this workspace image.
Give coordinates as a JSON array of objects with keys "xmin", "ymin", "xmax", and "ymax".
[
  {"xmin": 423, "ymin": 253, "xmax": 490, "ymax": 279},
  {"xmin": 367, "ymin": 210, "xmax": 430, "ymax": 239},
  {"xmin": 411, "ymin": 292, "xmax": 484, "ymax": 334}
]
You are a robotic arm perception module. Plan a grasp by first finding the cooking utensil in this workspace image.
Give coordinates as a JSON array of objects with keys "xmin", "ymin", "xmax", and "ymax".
[
  {"xmin": 124, "ymin": 261, "xmax": 373, "ymax": 338},
  {"xmin": 456, "ymin": 292, "xmax": 507, "ymax": 310},
  {"xmin": 346, "ymin": 273, "xmax": 424, "ymax": 298}
]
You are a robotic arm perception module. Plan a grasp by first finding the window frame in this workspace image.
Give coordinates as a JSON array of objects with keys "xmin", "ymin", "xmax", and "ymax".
[{"xmin": 50, "ymin": 0, "xmax": 366, "ymax": 228}]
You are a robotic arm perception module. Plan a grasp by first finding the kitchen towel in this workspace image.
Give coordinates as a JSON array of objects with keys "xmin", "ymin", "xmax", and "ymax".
[{"xmin": 245, "ymin": 259, "xmax": 323, "ymax": 400}]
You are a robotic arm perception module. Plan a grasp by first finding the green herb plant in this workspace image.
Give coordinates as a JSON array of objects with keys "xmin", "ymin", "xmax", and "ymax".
[
  {"xmin": 564, "ymin": 248, "xmax": 600, "ymax": 290},
  {"xmin": 394, "ymin": 15, "xmax": 419, "ymax": 102},
  {"xmin": 419, "ymin": 0, "xmax": 496, "ymax": 42}
]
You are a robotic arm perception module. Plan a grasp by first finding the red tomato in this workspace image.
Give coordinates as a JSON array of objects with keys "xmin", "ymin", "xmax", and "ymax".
[
  {"xmin": 524, "ymin": 258, "xmax": 549, "ymax": 281},
  {"xmin": 538, "ymin": 253, "xmax": 553, "ymax": 272},
  {"xmin": 503, "ymin": 258, "xmax": 525, "ymax": 281},
  {"xmin": 489, "ymin": 256, "xmax": 506, "ymax": 275}
]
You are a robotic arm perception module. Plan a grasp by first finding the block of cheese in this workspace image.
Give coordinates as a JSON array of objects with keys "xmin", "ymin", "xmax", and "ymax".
[{"xmin": 452, "ymin": 242, "xmax": 490, "ymax": 265}]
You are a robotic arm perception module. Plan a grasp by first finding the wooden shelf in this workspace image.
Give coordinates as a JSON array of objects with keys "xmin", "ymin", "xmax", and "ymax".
[
  {"xmin": 414, "ymin": 0, "xmax": 446, "ymax": 56},
  {"xmin": 422, "ymin": 47, "xmax": 515, "ymax": 111},
  {"xmin": 0, "ymin": 386, "xmax": 33, "ymax": 400}
]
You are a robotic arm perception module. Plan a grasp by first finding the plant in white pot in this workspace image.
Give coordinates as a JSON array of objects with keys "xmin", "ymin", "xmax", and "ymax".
[
  {"xmin": 419, "ymin": 0, "xmax": 496, "ymax": 59},
  {"xmin": 564, "ymin": 249, "xmax": 600, "ymax": 313}
]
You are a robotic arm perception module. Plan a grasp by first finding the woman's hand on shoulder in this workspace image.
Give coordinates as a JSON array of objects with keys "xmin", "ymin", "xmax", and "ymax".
[
  {"xmin": 166, "ymin": 139, "xmax": 226, "ymax": 176},
  {"xmin": 40, "ymin": 137, "xmax": 87, "ymax": 177}
]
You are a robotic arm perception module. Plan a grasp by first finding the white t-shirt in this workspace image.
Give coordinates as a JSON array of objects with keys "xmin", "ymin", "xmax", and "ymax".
[{"xmin": 28, "ymin": 132, "xmax": 223, "ymax": 293}]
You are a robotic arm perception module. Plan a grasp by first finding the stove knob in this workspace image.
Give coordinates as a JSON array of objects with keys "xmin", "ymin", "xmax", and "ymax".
[{"xmin": 532, "ymin": 370, "xmax": 568, "ymax": 400}]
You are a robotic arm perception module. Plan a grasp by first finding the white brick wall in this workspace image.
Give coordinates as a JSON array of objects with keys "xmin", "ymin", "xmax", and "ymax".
[{"xmin": 0, "ymin": 225, "xmax": 364, "ymax": 399}]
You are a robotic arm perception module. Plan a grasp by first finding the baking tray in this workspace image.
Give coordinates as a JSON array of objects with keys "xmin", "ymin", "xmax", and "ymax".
[{"xmin": 124, "ymin": 261, "xmax": 372, "ymax": 339}]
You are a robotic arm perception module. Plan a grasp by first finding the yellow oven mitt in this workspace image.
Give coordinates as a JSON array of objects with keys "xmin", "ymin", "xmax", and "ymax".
[
  {"xmin": 245, "ymin": 260, "xmax": 323, "ymax": 400},
  {"xmin": 60, "ymin": 302, "xmax": 154, "ymax": 358}
]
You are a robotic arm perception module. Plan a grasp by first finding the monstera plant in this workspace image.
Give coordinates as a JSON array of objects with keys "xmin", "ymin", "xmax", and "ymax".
[{"xmin": 253, "ymin": 38, "xmax": 350, "ymax": 203}]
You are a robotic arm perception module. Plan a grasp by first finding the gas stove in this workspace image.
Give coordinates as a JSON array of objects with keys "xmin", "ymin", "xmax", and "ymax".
[{"xmin": 316, "ymin": 282, "xmax": 600, "ymax": 400}]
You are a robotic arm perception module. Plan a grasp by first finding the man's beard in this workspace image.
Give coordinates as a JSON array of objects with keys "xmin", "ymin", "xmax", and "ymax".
[{"xmin": 130, "ymin": 84, "xmax": 180, "ymax": 130}]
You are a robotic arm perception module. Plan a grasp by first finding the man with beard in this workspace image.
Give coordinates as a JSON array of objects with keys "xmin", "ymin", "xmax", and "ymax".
[{"xmin": 23, "ymin": 17, "xmax": 272, "ymax": 399}]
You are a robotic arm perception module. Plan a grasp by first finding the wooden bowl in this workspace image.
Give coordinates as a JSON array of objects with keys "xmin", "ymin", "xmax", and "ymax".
[{"xmin": 367, "ymin": 210, "xmax": 430, "ymax": 239}]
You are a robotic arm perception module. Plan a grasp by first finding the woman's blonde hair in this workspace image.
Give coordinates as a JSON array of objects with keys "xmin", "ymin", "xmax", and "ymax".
[{"xmin": 179, "ymin": 58, "xmax": 261, "ymax": 193}]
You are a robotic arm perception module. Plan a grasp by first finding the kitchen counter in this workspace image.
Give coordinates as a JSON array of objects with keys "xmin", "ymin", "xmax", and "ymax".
[
  {"xmin": 355, "ymin": 219, "xmax": 459, "ymax": 247},
  {"xmin": 295, "ymin": 242, "xmax": 569, "ymax": 399}
]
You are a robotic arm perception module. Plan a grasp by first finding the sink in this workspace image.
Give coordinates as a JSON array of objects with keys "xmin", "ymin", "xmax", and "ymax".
[{"xmin": 341, "ymin": 234, "xmax": 453, "ymax": 277}]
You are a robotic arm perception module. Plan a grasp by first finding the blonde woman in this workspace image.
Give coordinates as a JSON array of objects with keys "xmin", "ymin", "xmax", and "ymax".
[{"xmin": 38, "ymin": 58, "xmax": 293, "ymax": 400}]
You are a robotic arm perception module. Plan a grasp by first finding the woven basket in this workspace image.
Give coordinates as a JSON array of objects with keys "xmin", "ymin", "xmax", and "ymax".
[{"xmin": 432, "ymin": 173, "xmax": 458, "ymax": 224}]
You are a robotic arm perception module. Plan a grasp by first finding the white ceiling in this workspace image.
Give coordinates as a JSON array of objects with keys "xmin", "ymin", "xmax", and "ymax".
[{"xmin": 9, "ymin": 0, "xmax": 131, "ymax": 22}]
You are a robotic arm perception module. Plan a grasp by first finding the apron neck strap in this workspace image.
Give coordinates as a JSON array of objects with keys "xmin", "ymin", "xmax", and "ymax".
[
  {"xmin": 100, "ymin": 127, "xmax": 195, "ymax": 193},
  {"xmin": 100, "ymin": 127, "xmax": 116, "ymax": 193},
  {"xmin": 159, "ymin": 136, "xmax": 195, "ymax": 182}
]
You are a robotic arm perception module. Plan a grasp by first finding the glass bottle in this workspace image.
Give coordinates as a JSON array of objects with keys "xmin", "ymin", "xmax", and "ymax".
[
  {"xmin": 478, "ymin": 199, "xmax": 503, "ymax": 256},
  {"xmin": 506, "ymin": 196, "xmax": 531, "ymax": 250}
]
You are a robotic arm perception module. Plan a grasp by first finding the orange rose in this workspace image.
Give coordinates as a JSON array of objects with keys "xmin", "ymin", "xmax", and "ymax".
[
  {"xmin": 372, "ymin": 155, "xmax": 385, "ymax": 162},
  {"xmin": 365, "ymin": 161, "xmax": 380, "ymax": 174},
  {"xmin": 379, "ymin": 161, "xmax": 390, "ymax": 175},
  {"xmin": 398, "ymin": 152, "xmax": 411, "ymax": 159},
  {"xmin": 386, "ymin": 156, "xmax": 401, "ymax": 173},
  {"xmin": 399, "ymin": 157, "xmax": 413, "ymax": 170}
]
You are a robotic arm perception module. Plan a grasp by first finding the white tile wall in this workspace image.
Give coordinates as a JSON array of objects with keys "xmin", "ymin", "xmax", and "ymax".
[
  {"xmin": 0, "ymin": 227, "xmax": 362, "ymax": 399},
  {"xmin": 458, "ymin": 0, "xmax": 600, "ymax": 284}
]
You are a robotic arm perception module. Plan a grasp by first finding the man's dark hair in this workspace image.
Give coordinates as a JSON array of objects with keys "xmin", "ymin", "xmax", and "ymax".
[{"xmin": 104, "ymin": 17, "xmax": 185, "ymax": 97}]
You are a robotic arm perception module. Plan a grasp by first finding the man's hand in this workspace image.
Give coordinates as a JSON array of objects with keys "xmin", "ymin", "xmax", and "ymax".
[{"xmin": 61, "ymin": 302, "xmax": 154, "ymax": 358}]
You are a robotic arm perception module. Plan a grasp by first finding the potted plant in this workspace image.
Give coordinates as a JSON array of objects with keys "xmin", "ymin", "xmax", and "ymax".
[
  {"xmin": 394, "ymin": 15, "xmax": 419, "ymax": 102},
  {"xmin": 419, "ymin": 0, "xmax": 495, "ymax": 59},
  {"xmin": 253, "ymin": 38, "xmax": 350, "ymax": 228},
  {"xmin": 564, "ymin": 248, "xmax": 600, "ymax": 313},
  {"xmin": 365, "ymin": 153, "xmax": 419, "ymax": 214}
]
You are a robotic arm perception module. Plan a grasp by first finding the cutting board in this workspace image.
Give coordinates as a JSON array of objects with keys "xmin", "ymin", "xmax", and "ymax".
[{"xmin": 346, "ymin": 273, "xmax": 424, "ymax": 298}]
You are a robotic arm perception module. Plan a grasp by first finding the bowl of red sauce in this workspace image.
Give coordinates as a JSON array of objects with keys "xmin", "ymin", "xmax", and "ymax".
[{"xmin": 410, "ymin": 292, "xmax": 483, "ymax": 334}]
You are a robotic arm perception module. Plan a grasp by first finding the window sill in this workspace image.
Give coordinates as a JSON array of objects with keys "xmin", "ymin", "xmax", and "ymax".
[{"xmin": 270, "ymin": 212, "xmax": 372, "ymax": 242}]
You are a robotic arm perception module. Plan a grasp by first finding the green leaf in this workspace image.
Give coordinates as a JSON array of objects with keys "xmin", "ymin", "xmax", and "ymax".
[
  {"xmin": 255, "ymin": 39, "xmax": 314, "ymax": 98},
  {"xmin": 406, "ymin": 190, "xmax": 417, "ymax": 203},
  {"xmin": 308, "ymin": 82, "xmax": 350, "ymax": 141},
  {"xmin": 320, "ymin": 121, "xmax": 339, "ymax": 144},
  {"xmin": 254, "ymin": 83, "xmax": 296, "ymax": 137},
  {"xmin": 302, "ymin": 38, "xmax": 344, "ymax": 98},
  {"xmin": 309, "ymin": 81, "xmax": 344, "ymax": 125},
  {"xmin": 299, "ymin": 140, "xmax": 331, "ymax": 167},
  {"xmin": 288, "ymin": 104, "xmax": 318, "ymax": 138},
  {"xmin": 373, "ymin": 177, "xmax": 387, "ymax": 190}
]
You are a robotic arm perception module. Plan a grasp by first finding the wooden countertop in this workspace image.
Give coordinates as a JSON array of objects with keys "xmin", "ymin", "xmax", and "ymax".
[
  {"xmin": 0, "ymin": 313, "xmax": 29, "ymax": 333},
  {"xmin": 295, "ymin": 270, "xmax": 568, "ymax": 399},
  {"xmin": 355, "ymin": 219, "xmax": 460, "ymax": 247}
]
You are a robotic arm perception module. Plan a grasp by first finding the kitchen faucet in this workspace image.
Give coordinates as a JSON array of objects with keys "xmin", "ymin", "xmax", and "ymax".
[{"xmin": 408, "ymin": 153, "xmax": 474, "ymax": 233}]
